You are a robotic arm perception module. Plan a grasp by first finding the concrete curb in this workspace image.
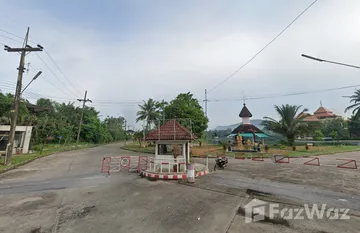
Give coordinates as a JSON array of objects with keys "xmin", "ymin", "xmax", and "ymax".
[
  {"xmin": 141, "ymin": 171, "xmax": 187, "ymax": 180},
  {"xmin": 141, "ymin": 169, "xmax": 209, "ymax": 180},
  {"xmin": 196, "ymin": 170, "xmax": 209, "ymax": 177}
]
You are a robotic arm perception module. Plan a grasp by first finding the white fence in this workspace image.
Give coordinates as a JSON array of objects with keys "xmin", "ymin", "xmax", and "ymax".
[{"xmin": 149, "ymin": 156, "xmax": 186, "ymax": 173}]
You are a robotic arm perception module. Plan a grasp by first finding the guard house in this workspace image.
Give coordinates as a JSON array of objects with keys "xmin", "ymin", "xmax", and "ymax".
[
  {"xmin": 228, "ymin": 104, "xmax": 268, "ymax": 147},
  {"xmin": 144, "ymin": 119, "xmax": 197, "ymax": 172}
]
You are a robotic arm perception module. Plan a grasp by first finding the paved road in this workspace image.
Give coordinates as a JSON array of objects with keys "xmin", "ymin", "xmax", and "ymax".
[
  {"xmin": 1, "ymin": 143, "xmax": 360, "ymax": 233},
  {"xmin": 0, "ymin": 143, "xmax": 241, "ymax": 233},
  {"xmin": 194, "ymin": 158, "xmax": 360, "ymax": 214}
]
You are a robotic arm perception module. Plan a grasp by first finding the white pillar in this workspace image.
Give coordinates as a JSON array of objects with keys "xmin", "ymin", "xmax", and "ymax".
[
  {"xmin": 182, "ymin": 143, "xmax": 186, "ymax": 160},
  {"xmin": 155, "ymin": 142, "xmax": 158, "ymax": 157},
  {"xmin": 187, "ymin": 142, "xmax": 190, "ymax": 162},
  {"xmin": 22, "ymin": 126, "xmax": 33, "ymax": 154}
]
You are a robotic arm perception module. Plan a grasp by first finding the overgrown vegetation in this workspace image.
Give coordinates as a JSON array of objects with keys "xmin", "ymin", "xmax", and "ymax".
[{"xmin": 0, "ymin": 93, "xmax": 129, "ymax": 147}]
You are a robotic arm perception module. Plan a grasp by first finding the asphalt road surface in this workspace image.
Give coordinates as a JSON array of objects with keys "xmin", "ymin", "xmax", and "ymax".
[{"xmin": 1, "ymin": 143, "xmax": 360, "ymax": 233}]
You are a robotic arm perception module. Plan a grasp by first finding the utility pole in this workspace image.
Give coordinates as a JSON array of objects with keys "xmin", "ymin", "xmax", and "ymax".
[
  {"xmin": 4, "ymin": 27, "xmax": 43, "ymax": 164},
  {"xmin": 76, "ymin": 91, "xmax": 92, "ymax": 144},
  {"xmin": 204, "ymin": 89, "xmax": 208, "ymax": 144}
]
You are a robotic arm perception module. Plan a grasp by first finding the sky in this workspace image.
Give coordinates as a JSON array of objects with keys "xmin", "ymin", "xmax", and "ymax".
[{"xmin": 0, "ymin": 0, "xmax": 360, "ymax": 130}]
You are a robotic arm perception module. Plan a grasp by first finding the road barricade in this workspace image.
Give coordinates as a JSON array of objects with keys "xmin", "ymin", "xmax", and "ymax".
[
  {"xmin": 304, "ymin": 157, "xmax": 320, "ymax": 166},
  {"xmin": 336, "ymin": 159, "xmax": 357, "ymax": 169},
  {"xmin": 274, "ymin": 154, "xmax": 290, "ymax": 163}
]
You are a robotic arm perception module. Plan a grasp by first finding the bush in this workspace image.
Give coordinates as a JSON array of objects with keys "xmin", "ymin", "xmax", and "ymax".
[{"xmin": 279, "ymin": 145, "xmax": 287, "ymax": 149}]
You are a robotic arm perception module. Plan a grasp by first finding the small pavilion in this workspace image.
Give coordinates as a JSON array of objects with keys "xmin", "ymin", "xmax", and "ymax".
[
  {"xmin": 227, "ymin": 104, "xmax": 268, "ymax": 149},
  {"xmin": 144, "ymin": 119, "xmax": 197, "ymax": 172}
]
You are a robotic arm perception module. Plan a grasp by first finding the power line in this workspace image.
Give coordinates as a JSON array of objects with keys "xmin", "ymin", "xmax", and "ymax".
[
  {"xmin": 0, "ymin": 34, "xmax": 23, "ymax": 44},
  {"xmin": 27, "ymin": 64, "xmax": 75, "ymax": 97},
  {"xmin": 0, "ymin": 27, "xmax": 83, "ymax": 97},
  {"xmin": 35, "ymin": 54, "xmax": 79, "ymax": 97},
  {"xmin": 208, "ymin": 84, "xmax": 360, "ymax": 102},
  {"xmin": 208, "ymin": 0, "xmax": 318, "ymax": 92},
  {"xmin": 0, "ymin": 28, "xmax": 38, "ymax": 45},
  {"xmin": 44, "ymin": 49, "xmax": 83, "ymax": 94}
]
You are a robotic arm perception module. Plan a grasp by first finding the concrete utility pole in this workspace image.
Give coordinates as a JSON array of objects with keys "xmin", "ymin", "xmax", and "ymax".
[
  {"xmin": 4, "ymin": 27, "xmax": 43, "ymax": 164},
  {"xmin": 204, "ymin": 89, "xmax": 208, "ymax": 143},
  {"xmin": 76, "ymin": 91, "xmax": 92, "ymax": 144}
]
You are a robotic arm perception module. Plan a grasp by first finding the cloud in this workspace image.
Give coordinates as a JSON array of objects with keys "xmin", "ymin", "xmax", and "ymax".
[{"xmin": 0, "ymin": 0, "xmax": 359, "ymax": 129}]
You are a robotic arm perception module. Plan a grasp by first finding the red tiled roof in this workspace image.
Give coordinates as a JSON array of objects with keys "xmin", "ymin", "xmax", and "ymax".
[
  {"xmin": 314, "ymin": 112, "xmax": 337, "ymax": 118},
  {"xmin": 239, "ymin": 104, "xmax": 252, "ymax": 118},
  {"xmin": 302, "ymin": 115, "xmax": 320, "ymax": 122},
  {"xmin": 145, "ymin": 120, "xmax": 197, "ymax": 141},
  {"xmin": 314, "ymin": 106, "xmax": 334, "ymax": 114}
]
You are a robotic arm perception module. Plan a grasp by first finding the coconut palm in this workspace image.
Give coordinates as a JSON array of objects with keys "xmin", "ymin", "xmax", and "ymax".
[
  {"xmin": 345, "ymin": 89, "xmax": 360, "ymax": 120},
  {"xmin": 136, "ymin": 98, "xmax": 160, "ymax": 131},
  {"xmin": 262, "ymin": 104, "xmax": 308, "ymax": 146}
]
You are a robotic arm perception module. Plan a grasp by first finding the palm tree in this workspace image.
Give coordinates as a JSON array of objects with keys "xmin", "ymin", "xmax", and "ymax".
[
  {"xmin": 345, "ymin": 89, "xmax": 360, "ymax": 120},
  {"xmin": 262, "ymin": 104, "xmax": 308, "ymax": 146},
  {"xmin": 136, "ymin": 98, "xmax": 160, "ymax": 131}
]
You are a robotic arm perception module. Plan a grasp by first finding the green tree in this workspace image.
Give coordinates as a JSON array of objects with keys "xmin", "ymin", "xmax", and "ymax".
[
  {"xmin": 133, "ymin": 130, "xmax": 144, "ymax": 146},
  {"xmin": 155, "ymin": 99, "xmax": 168, "ymax": 124},
  {"xmin": 321, "ymin": 118, "xmax": 349, "ymax": 139},
  {"xmin": 348, "ymin": 115, "xmax": 360, "ymax": 138},
  {"xmin": 345, "ymin": 89, "xmax": 360, "ymax": 120},
  {"xmin": 329, "ymin": 131, "xmax": 338, "ymax": 140},
  {"xmin": 136, "ymin": 98, "xmax": 160, "ymax": 131},
  {"xmin": 262, "ymin": 104, "xmax": 309, "ymax": 146},
  {"xmin": 164, "ymin": 92, "xmax": 208, "ymax": 138},
  {"xmin": 313, "ymin": 130, "xmax": 324, "ymax": 141},
  {"xmin": 103, "ymin": 116, "xmax": 126, "ymax": 141}
]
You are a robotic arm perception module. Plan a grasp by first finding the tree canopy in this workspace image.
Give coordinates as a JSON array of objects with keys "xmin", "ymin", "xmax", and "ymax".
[
  {"xmin": 0, "ymin": 93, "xmax": 128, "ymax": 146},
  {"xmin": 262, "ymin": 104, "xmax": 309, "ymax": 145},
  {"xmin": 345, "ymin": 89, "xmax": 360, "ymax": 120},
  {"xmin": 136, "ymin": 93, "xmax": 208, "ymax": 138},
  {"xmin": 164, "ymin": 92, "xmax": 208, "ymax": 137}
]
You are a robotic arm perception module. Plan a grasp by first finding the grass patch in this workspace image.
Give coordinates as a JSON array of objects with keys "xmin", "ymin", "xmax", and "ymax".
[
  {"xmin": 0, "ymin": 142, "xmax": 96, "ymax": 173},
  {"xmin": 264, "ymin": 145, "xmax": 360, "ymax": 157}
]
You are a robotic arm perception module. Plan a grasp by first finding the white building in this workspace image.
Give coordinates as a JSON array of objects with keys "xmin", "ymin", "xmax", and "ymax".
[{"xmin": 0, "ymin": 125, "xmax": 33, "ymax": 154}]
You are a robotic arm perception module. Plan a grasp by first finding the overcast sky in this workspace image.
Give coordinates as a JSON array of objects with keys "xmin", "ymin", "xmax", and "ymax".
[{"xmin": 1, "ymin": 0, "xmax": 360, "ymax": 129}]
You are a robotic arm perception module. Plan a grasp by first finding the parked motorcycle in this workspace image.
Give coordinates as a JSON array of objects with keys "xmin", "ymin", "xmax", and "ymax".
[{"xmin": 214, "ymin": 156, "xmax": 228, "ymax": 171}]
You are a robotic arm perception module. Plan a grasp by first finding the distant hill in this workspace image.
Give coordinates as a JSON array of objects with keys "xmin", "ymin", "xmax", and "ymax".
[{"xmin": 213, "ymin": 119, "xmax": 264, "ymax": 131}]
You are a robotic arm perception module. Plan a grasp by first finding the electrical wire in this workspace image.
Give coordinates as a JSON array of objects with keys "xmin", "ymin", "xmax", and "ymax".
[
  {"xmin": 209, "ymin": 84, "xmax": 360, "ymax": 102},
  {"xmin": 27, "ymin": 64, "xmax": 75, "ymax": 97},
  {"xmin": 44, "ymin": 49, "xmax": 83, "ymax": 95},
  {"xmin": 0, "ymin": 33, "xmax": 23, "ymax": 44},
  {"xmin": 35, "ymin": 54, "xmax": 79, "ymax": 97},
  {"xmin": 0, "ymin": 27, "xmax": 83, "ymax": 97},
  {"xmin": 208, "ymin": 0, "xmax": 318, "ymax": 92}
]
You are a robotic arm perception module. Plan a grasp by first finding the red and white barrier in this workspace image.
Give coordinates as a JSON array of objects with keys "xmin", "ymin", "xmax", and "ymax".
[
  {"xmin": 336, "ymin": 159, "xmax": 357, "ymax": 169},
  {"xmin": 274, "ymin": 155, "xmax": 290, "ymax": 163},
  {"xmin": 101, "ymin": 156, "xmax": 149, "ymax": 174},
  {"xmin": 141, "ymin": 169, "xmax": 209, "ymax": 180},
  {"xmin": 141, "ymin": 171, "xmax": 187, "ymax": 180},
  {"xmin": 303, "ymin": 157, "xmax": 320, "ymax": 166}
]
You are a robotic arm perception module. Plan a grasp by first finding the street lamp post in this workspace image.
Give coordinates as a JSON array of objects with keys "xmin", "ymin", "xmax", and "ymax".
[
  {"xmin": 21, "ymin": 71, "xmax": 42, "ymax": 94},
  {"xmin": 301, "ymin": 54, "xmax": 360, "ymax": 69}
]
